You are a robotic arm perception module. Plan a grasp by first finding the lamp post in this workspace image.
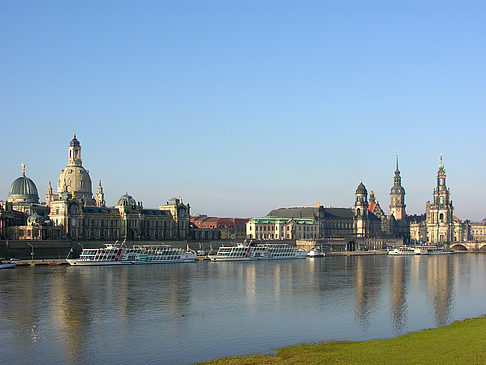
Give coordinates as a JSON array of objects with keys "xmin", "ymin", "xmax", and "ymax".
[{"xmin": 27, "ymin": 243, "xmax": 34, "ymax": 264}]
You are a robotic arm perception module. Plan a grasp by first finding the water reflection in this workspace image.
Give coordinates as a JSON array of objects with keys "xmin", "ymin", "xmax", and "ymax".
[
  {"xmin": 389, "ymin": 257, "xmax": 408, "ymax": 332},
  {"xmin": 426, "ymin": 256, "xmax": 454, "ymax": 326},
  {"xmin": 354, "ymin": 256, "xmax": 382, "ymax": 330},
  {"xmin": 1, "ymin": 255, "xmax": 486, "ymax": 364}
]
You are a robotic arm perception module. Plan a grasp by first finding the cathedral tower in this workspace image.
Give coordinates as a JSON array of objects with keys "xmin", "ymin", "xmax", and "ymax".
[
  {"xmin": 390, "ymin": 153, "xmax": 406, "ymax": 220},
  {"xmin": 426, "ymin": 154, "xmax": 454, "ymax": 243}
]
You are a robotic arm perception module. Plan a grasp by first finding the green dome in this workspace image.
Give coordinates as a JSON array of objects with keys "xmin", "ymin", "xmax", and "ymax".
[{"xmin": 8, "ymin": 175, "xmax": 39, "ymax": 203}]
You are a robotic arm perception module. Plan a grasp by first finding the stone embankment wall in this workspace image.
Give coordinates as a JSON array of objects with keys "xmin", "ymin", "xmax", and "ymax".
[
  {"xmin": 1, "ymin": 237, "xmax": 406, "ymax": 259},
  {"xmin": 0, "ymin": 239, "xmax": 250, "ymax": 259}
]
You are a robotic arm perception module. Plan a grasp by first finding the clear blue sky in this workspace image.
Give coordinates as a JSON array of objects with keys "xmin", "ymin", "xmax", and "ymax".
[{"xmin": 1, "ymin": 1, "xmax": 485, "ymax": 221}]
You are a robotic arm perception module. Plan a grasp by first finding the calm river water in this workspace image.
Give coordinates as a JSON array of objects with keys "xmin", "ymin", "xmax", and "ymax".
[{"xmin": 1, "ymin": 254, "xmax": 486, "ymax": 364}]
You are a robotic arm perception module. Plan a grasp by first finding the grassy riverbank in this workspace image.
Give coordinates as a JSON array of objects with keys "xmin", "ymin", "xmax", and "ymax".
[{"xmin": 202, "ymin": 316, "xmax": 486, "ymax": 364}]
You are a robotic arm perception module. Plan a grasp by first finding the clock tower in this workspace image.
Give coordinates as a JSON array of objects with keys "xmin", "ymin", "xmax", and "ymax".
[{"xmin": 390, "ymin": 153, "xmax": 406, "ymax": 220}]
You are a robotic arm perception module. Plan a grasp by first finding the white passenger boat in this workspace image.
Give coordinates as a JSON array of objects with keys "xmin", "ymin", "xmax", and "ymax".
[
  {"xmin": 208, "ymin": 242, "xmax": 307, "ymax": 261},
  {"xmin": 0, "ymin": 258, "xmax": 16, "ymax": 269},
  {"xmin": 208, "ymin": 243, "xmax": 258, "ymax": 261},
  {"xmin": 414, "ymin": 245, "xmax": 453, "ymax": 255},
  {"xmin": 388, "ymin": 245, "xmax": 453, "ymax": 256},
  {"xmin": 388, "ymin": 246, "xmax": 415, "ymax": 256},
  {"xmin": 307, "ymin": 247, "xmax": 325, "ymax": 258},
  {"xmin": 67, "ymin": 244, "xmax": 197, "ymax": 266}
]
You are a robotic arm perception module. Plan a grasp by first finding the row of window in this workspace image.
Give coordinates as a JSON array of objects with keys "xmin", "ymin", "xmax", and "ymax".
[{"xmin": 250, "ymin": 225, "xmax": 317, "ymax": 232}]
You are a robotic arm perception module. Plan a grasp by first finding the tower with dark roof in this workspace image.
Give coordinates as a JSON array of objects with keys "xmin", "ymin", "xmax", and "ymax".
[
  {"xmin": 425, "ymin": 154, "xmax": 454, "ymax": 243},
  {"xmin": 390, "ymin": 153, "xmax": 406, "ymax": 220},
  {"xmin": 354, "ymin": 181, "xmax": 368, "ymax": 237}
]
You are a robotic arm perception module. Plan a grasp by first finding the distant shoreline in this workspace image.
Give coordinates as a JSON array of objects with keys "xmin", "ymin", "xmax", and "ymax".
[{"xmin": 201, "ymin": 315, "xmax": 486, "ymax": 364}]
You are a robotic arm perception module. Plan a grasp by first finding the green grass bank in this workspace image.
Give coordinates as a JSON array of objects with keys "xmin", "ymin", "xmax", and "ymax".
[{"xmin": 201, "ymin": 316, "xmax": 486, "ymax": 364}]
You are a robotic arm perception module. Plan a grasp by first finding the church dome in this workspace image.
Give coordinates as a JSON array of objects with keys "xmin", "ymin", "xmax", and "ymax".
[
  {"xmin": 8, "ymin": 174, "xmax": 39, "ymax": 203},
  {"xmin": 117, "ymin": 193, "xmax": 136, "ymax": 207},
  {"xmin": 70, "ymin": 135, "xmax": 80, "ymax": 147},
  {"xmin": 356, "ymin": 181, "xmax": 367, "ymax": 195}
]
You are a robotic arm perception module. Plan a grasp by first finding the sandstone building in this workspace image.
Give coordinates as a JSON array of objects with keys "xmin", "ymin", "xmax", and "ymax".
[{"xmin": 3, "ymin": 134, "xmax": 190, "ymax": 242}]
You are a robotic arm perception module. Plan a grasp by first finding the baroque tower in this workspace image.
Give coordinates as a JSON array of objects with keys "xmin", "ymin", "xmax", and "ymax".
[
  {"xmin": 354, "ymin": 181, "xmax": 368, "ymax": 237},
  {"xmin": 425, "ymin": 154, "xmax": 454, "ymax": 243},
  {"xmin": 390, "ymin": 153, "xmax": 406, "ymax": 220},
  {"xmin": 96, "ymin": 180, "xmax": 106, "ymax": 207}
]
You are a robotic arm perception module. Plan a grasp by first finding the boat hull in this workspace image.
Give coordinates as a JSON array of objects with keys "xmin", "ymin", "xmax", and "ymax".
[
  {"xmin": 0, "ymin": 263, "xmax": 16, "ymax": 269},
  {"xmin": 67, "ymin": 259, "xmax": 132, "ymax": 266},
  {"xmin": 208, "ymin": 256, "xmax": 257, "ymax": 262}
]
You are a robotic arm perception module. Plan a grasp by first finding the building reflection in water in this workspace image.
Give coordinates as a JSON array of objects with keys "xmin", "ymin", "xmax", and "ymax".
[
  {"xmin": 426, "ymin": 256, "xmax": 454, "ymax": 327},
  {"xmin": 0, "ymin": 255, "xmax": 477, "ymax": 364},
  {"xmin": 354, "ymin": 256, "xmax": 382, "ymax": 329},
  {"xmin": 4, "ymin": 265, "xmax": 196, "ymax": 364},
  {"xmin": 245, "ymin": 264, "xmax": 257, "ymax": 312},
  {"xmin": 389, "ymin": 257, "xmax": 407, "ymax": 332},
  {"xmin": 1, "ymin": 269, "xmax": 40, "ymax": 363}
]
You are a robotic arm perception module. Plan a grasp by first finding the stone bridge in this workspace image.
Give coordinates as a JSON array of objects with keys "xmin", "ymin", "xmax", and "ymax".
[{"xmin": 448, "ymin": 242, "xmax": 486, "ymax": 253}]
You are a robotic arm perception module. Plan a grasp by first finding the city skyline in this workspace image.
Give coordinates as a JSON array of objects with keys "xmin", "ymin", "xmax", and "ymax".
[{"xmin": 2, "ymin": 1, "xmax": 485, "ymax": 220}]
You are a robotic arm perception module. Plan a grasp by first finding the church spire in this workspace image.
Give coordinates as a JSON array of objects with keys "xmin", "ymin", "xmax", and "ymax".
[
  {"xmin": 438, "ymin": 153, "xmax": 445, "ymax": 172},
  {"xmin": 394, "ymin": 153, "xmax": 401, "ymax": 186}
]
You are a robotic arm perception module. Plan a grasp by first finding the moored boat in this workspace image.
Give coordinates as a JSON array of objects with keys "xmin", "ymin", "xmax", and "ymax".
[
  {"xmin": 389, "ymin": 245, "xmax": 454, "ymax": 256},
  {"xmin": 307, "ymin": 247, "xmax": 325, "ymax": 258},
  {"xmin": 418, "ymin": 245, "xmax": 453, "ymax": 255},
  {"xmin": 0, "ymin": 258, "xmax": 16, "ymax": 269},
  {"xmin": 388, "ymin": 246, "xmax": 415, "ymax": 256},
  {"xmin": 208, "ymin": 243, "xmax": 258, "ymax": 261},
  {"xmin": 67, "ymin": 243, "xmax": 197, "ymax": 266},
  {"xmin": 208, "ymin": 241, "xmax": 307, "ymax": 261}
]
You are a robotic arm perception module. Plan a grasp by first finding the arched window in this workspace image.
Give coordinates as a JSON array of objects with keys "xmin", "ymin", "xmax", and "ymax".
[
  {"xmin": 357, "ymin": 208, "xmax": 361, "ymax": 217},
  {"xmin": 440, "ymin": 213, "xmax": 444, "ymax": 221}
]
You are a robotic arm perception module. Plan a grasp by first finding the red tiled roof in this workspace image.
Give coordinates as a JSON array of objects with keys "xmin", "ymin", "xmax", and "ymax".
[{"xmin": 368, "ymin": 202, "xmax": 377, "ymax": 213}]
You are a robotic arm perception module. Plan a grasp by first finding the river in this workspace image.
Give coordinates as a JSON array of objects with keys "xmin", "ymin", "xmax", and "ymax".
[{"xmin": 1, "ymin": 254, "xmax": 486, "ymax": 364}]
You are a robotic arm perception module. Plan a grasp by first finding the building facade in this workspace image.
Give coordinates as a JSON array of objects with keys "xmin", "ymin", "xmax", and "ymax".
[
  {"xmin": 246, "ymin": 217, "xmax": 318, "ymax": 240},
  {"xmin": 3, "ymin": 134, "xmax": 191, "ymax": 242}
]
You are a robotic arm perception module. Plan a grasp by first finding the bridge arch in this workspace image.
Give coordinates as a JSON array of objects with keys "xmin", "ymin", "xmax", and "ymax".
[
  {"xmin": 347, "ymin": 241, "xmax": 357, "ymax": 252},
  {"xmin": 450, "ymin": 243, "xmax": 467, "ymax": 252},
  {"xmin": 478, "ymin": 244, "xmax": 486, "ymax": 252}
]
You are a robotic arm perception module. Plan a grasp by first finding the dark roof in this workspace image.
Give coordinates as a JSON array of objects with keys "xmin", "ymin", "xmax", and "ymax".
[
  {"xmin": 267, "ymin": 207, "xmax": 319, "ymax": 219},
  {"xmin": 321, "ymin": 208, "xmax": 354, "ymax": 219},
  {"xmin": 142, "ymin": 209, "xmax": 170, "ymax": 216},
  {"xmin": 83, "ymin": 207, "xmax": 118, "ymax": 214},
  {"xmin": 70, "ymin": 135, "xmax": 80, "ymax": 147},
  {"xmin": 356, "ymin": 182, "xmax": 367, "ymax": 194}
]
